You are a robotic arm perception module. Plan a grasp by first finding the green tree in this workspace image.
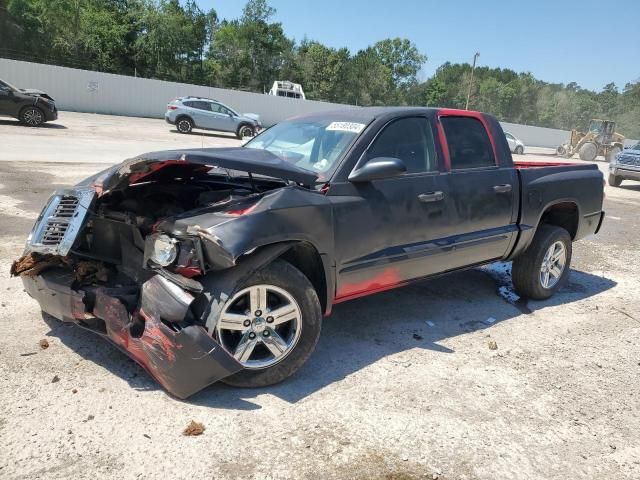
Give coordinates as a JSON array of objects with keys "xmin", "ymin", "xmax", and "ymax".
[{"xmin": 373, "ymin": 37, "xmax": 426, "ymax": 88}]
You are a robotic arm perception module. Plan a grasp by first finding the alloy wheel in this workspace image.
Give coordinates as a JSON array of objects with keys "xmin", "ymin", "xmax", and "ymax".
[
  {"xmin": 23, "ymin": 108, "xmax": 43, "ymax": 126},
  {"xmin": 539, "ymin": 241, "xmax": 566, "ymax": 289},
  {"xmin": 215, "ymin": 284, "xmax": 302, "ymax": 369}
]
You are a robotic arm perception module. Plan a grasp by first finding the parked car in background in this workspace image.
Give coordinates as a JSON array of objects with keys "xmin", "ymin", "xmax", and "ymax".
[
  {"xmin": 0, "ymin": 78, "xmax": 58, "ymax": 126},
  {"xmin": 505, "ymin": 131, "xmax": 525, "ymax": 154},
  {"xmin": 165, "ymin": 96, "xmax": 262, "ymax": 139},
  {"xmin": 608, "ymin": 142, "xmax": 640, "ymax": 186}
]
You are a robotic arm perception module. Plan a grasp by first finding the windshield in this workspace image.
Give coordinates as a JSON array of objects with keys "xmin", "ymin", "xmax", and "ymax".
[
  {"xmin": 589, "ymin": 121, "xmax": 602, "ymax": 133},
  {"xmin": 244, "ymin": 118, "xmax": 366, "ymax": 176},
  {"xmin": 0, "ymin": 79, "xmax": 19, "ymax": 91},
  {"xmin": 630, "ymin": 142, "xmax": 640, "ymax": 151}
]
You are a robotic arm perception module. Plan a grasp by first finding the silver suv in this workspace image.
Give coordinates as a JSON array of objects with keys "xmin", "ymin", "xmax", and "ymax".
[{"xmin": 165, "ymin": 97, "xmax": 262, "ymax": 139}]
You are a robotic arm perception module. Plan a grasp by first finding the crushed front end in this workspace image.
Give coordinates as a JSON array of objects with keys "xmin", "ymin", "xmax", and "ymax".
[
  {"xmin": 12, "ymin": 150, "xmax": 329, "ymax": 398},
  {"xmin": 11, "ymin": 170, "xmax": 261, "ymax": 398}
]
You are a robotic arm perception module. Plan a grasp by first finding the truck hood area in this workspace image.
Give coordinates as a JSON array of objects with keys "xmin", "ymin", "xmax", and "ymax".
[
  {"xmin": 19, "ymin": 88, "xmax": 55, "ymax": 101},
  {"xmin": 90, "ymin": 147, "xmax": 319, "ymax": 194}
]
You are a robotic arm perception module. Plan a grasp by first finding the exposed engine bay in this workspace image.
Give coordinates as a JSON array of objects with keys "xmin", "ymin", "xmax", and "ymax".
[{"xmin": 73, "ymin": 172, "xmax": 285, "ymax": 274}]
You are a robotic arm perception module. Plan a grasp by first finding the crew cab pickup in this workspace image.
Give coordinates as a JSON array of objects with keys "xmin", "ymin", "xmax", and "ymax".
[{"xmin": 12, "ymin": 107, "xmax": 605, "ymax": 398}]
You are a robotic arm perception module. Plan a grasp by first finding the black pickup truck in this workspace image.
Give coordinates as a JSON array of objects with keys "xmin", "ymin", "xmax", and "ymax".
[{"xmin": 13, "ymin": 107, "xmax": 605, "ymax": 398}]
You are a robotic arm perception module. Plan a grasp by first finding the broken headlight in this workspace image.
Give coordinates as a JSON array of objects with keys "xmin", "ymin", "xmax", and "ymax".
[{"xmin": 147, "ymin": 233, "xmax": 178, "ymax": 267}]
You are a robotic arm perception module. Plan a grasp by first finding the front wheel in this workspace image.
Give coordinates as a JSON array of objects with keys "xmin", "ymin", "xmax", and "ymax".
[
  {"xmin": 20, "ymin": 106, "xmax": 45, "ymax": 126},
  {"xmin": 579, "ymin": 142, "xmax": 598, "ymax": 162},
  {"xmin": 211, "ymin": 259, "xmax": 322, "ymax": 387},
  {"xmin": 512, "ymin": 225, "xmax": 572, "ymax": 300},
  {"xmin": 515, "ymin": 145, "xmax": 524, "ymax": 155},
  {"xmin": 237, "ymin": 124, "xmax": 255, "ymax": 139},
  {"xmin": 608, "ymin": 173, "xmax": 622, "ymax": 187}
]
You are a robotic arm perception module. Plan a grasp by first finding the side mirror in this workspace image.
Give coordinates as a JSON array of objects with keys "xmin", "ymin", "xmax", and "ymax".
[{"xmin": 348, "ymin": 157, "xmax": 407, "ymax": 182}]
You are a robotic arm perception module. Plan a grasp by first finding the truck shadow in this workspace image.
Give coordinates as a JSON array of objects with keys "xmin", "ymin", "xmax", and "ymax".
[
  {"xmin": 42, "ymin": 264, "xmax": 616, "ymax": 409},
  {"xmin": 169, "ymin": 129, "xmax": 239, "ymax": 140},
  {"xmin": 189, "ymin": 264, "xmax": 616, "ymax": 407}
]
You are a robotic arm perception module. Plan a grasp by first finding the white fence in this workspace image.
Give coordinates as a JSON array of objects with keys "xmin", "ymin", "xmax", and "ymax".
[
  {"xmin": 1, "ymin": 58, "xmax": 636, "ymax": 148},
  {"xmin": 0, "ymin": 58, "xmax": 346, "ymax": 126}
]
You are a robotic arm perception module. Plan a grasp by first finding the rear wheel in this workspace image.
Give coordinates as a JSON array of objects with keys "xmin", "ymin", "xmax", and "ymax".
[
  {"xmin": 515, "ymin": 145, "xmax": 524, "ymax": 155},
  {"xmin": 20, "ymin": 106, "xmax": 45, "ymax": 127},
  {"xmin": 608, "ymin": 173, "xmax": 622, "ymax": 187},
  {"xmin": 176, "ymin": 117, "xmax": 193, "ymax": 134},
  {"xmin": 578, "ymin": 142, "xmax": 598, "ymax": 162},
  {"xmin": 606, "ymin": 146, "xmax": 621, "ymax": 163},
  {"xmin": 211, "ymin": 259, "xmax": 322, "ymax": 388},
  {"xmin": 237, "ymin": 124, "xmax": 255, "ymax": 139},
  {"xmin": 512, "ymin": 225, "xmax": 572, "ymax": 300}
]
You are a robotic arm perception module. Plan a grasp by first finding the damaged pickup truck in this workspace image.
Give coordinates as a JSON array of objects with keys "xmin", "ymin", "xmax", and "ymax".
[{"xmin": 12, "ymin": 107, "xmax": 605, "ymax": 399}]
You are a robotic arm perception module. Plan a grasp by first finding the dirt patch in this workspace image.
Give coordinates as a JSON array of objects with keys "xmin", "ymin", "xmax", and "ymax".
[{"xmin": 182, "ymin": 420, "xmax": 205, "ymax": 436}]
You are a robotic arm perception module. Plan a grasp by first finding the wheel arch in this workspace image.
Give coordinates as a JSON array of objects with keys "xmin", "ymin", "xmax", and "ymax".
[
  {"xmin": 196, "ymin": 240, "xmax": 334, "ymax": 327},
  {"xmin": 175, "ymin": 114, "xmax": 193, "ymax": 124},
  {"xmin": 538, "ymin": 201, "xmax": 580, "ymax": 240},
  {"xmin": 236, "ymin": 122, "xmax": 253, "ymax": 135},
  {"xmin": 278, "ymin": 241, "xmax": 331, "ymax": 315},
  {"xmin": 509, "ymin": 199, "xmax": 581, "ymax": 260},
  {"xmin": 19, "ymin": 103, "xmax": 44, "ymax": 118}
]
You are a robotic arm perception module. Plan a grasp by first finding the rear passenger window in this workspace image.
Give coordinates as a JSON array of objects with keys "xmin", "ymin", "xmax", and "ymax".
[
  {"xmin": 368, "ymin": 117, "xmax": 436, "ymax": 173},
  {"xmin": 185, "ymin": 101, "xmax": 210, "ymax": 111},
  {"xmin": 440, "ymin": 116, "xmax": 495, "ymax": 169}
]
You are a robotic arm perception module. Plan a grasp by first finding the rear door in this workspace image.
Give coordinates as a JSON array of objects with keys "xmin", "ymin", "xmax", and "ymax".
[
  {"xmin": 437, "ymin": 113, "xmax": 518, "ymax": 266},
  {"xmin": 184, "ymin": 101, "xmax": 214, "ymax": 129}
]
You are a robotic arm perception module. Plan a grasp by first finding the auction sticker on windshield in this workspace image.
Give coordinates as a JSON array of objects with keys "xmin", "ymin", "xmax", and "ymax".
[{"xmin": 326, "ymin": 122, "xmax": 366, "ymax": 133}]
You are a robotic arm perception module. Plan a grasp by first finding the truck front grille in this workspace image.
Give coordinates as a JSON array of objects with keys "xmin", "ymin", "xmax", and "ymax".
[
  {"xmin": 617, "ymin": 154, "xmax": 640, "ymax": 168},
  {"xmin": 26, "ymin": 188, "xmax": 95, "ymax": 255}
]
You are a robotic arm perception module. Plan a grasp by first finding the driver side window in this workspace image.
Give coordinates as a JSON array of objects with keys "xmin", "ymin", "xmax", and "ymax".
[{"xmin": 367, "ymin": 117, "xmax": 437, "ymax": 174}]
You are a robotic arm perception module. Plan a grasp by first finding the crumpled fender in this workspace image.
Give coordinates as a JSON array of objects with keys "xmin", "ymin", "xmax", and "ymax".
[{"xmin": 192, "ymin": 242, "xmax": 296, "ymax": 332}]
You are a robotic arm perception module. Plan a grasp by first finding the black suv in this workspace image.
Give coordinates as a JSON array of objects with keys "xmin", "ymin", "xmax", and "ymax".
[{"xmin": 0, "ymin": 79, "xmax": 58, "ymax": 126}]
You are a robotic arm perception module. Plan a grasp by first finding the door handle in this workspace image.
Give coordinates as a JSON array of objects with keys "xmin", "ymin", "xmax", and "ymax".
[
  {"xmin": 493, "ymin": 184, "xmax": 512, "ymax": 194},
  {"xmin": 418, "ymin": 191, "xmax": 445, "ymax": 203}
]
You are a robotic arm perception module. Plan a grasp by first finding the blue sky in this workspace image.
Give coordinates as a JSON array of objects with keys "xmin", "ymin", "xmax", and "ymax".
[{"xmin": 197, "ymin": 0, "xmax": 639, "ymax": 92}]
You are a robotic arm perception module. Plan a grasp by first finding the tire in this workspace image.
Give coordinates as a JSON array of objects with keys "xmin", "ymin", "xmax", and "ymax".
[
  {"xmin": 237, "ymin": 124, "xmax": 254, "ymax": 140},
  {"xmin": 515, "ymin": 145, "xmax": 524, "ymax": 155},
  {"xmin": 605, "ymin": 146, "xmax": 621, "ymax": 163},
  {"xmin": 578, "ymin": 142, "xmax": 598, "ymax": 162},
  {"xmin": 214, "ymin": 259, "xmax": 322, "ymax": 388},
  {"xmin": 512, "ymin": 225, "xmax": 572, "ymax": 300},
  {"xmin": 19, "ymin": 106, "xmax": 45, "ymax": 127},
  {"xmin": 608, "ymin": 173, "xmax": 622, "ymax": 187},
  {"xmin": 176, "ymin": 117, "xmax": 193, "ymax": 134}
]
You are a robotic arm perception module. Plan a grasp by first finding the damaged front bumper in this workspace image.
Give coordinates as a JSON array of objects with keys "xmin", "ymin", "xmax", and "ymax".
[{"xmin": 21, "ymin": 268, "xmax": 242, "ymax": 399}]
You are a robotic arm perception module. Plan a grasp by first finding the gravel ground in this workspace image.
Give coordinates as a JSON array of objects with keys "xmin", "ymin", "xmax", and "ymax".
[{"xmin": 0, "ymin": 112, "xmax": 639, "ymax": 480}]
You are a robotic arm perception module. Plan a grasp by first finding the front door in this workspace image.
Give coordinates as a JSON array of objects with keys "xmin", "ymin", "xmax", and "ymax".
[
  {"xmin": 332, "ymin": 116, "xmax": 454, "ymax": 301},
  {"xmin": 209, "ymin": 102, "xmax": 235, "ymax": 133}
]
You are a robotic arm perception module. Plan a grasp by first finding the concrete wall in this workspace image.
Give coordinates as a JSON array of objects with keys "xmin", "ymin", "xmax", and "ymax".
[
  {"xmin": 500, "ymin": 121, "xmax": 570, "ymax": 149},
  {"xmin": 0, "ymin": 58, "xmax": 346, "ymax": 127},
  {"xmin": 2, "ymin": 58, "xmax": 635, "ymax": 148}
]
